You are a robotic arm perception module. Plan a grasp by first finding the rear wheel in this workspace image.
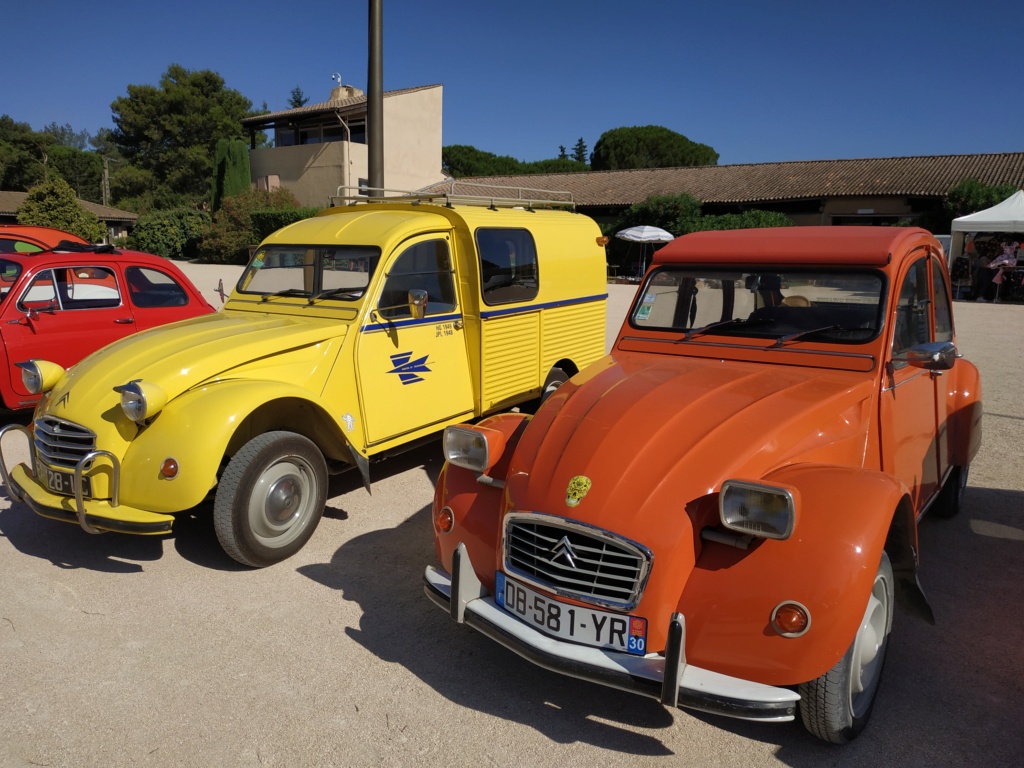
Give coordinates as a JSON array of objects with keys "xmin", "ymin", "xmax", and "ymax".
[
  {"xmin": 799, "ymin": 550, "xmax": 893, "ymax": 743},
  {"xmin": 932, "ymin": 464, "xmax": 969, "ymax": 518},
  {"xmin": 541, "ymin": 366, "xmax": 569, "ymax": 402},
  {"xmin": 213, "ymin": 431, "xmax": 327, "ymax": 568}
]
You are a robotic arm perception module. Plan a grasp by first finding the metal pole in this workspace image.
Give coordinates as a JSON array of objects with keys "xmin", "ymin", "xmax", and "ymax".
[{"xmin": 367, "ymin": 0, "xmax": 384, "ymax": 196}]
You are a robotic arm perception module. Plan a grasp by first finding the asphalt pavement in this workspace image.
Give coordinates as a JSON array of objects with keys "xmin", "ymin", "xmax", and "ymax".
[{"xmin": 0, "ymin": 265, "xmax": 1021, "ymax": 768}]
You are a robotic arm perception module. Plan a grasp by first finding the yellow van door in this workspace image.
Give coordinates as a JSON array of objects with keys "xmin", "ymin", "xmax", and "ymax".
[{"xmin": 356, "ymin": 235, "xmax": 474, "ymax": 446}]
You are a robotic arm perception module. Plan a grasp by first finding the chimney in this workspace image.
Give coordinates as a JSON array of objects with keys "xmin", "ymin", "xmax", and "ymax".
[{"xmin": 330, "ymin": 83, "xmax": 364, "ymax": 101}]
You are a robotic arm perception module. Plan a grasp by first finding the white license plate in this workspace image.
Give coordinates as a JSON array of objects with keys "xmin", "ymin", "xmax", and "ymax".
[
  {"xmin": 496, "ymin": 572, "xmax": 648, "ymax": 656},
  {"xmin": 42, "ymin": 466, "xmax": 91, "ymax": 498}
]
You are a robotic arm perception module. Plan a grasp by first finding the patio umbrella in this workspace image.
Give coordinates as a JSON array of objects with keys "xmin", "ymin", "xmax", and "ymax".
[{"xmin": 615, "ymin": 225, "xmax": 675, "ymax": 277}]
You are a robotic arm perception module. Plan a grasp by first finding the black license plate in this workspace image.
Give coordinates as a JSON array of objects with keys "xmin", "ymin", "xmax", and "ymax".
[{"xmin": 42, "ymin": 466, "xmax": 91, "ymax": 498}]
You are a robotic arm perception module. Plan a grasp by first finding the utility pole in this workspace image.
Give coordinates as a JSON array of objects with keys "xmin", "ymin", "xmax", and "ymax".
[
  {"xmin": 367, "ymin": 0, "xmax": 384, "ymax": 196},
  {"xmin": 102, "ymin": 156, "xmax": 111, "ymax": 207}
]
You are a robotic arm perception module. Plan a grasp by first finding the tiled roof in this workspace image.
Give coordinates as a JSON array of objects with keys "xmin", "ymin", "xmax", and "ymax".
[
  {"xmin": 241, "ymin": 84, "xmax": 442, "ymax": 126},
  {"xmin": 0, "ymin": 191, "xmax": 138, "ymax": 222},
  {"xmin": 421, "ymin": 153, "xmax": 1024, "ymax": 207}
]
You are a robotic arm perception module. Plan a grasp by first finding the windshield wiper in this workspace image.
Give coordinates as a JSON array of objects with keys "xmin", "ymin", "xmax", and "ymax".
[
  {"xmin": 677, "ymin": 317, "xmax": 770, "ymax": 342},
  {"xmin": 772, "ymin": 325, "xmax": 847, "ymax": 347},
  {"xmin": 308, "ymin": 287, "xmax": 363, "ymax": 304},
  {"xmin": 260, "ymin": 288, "xmax": 310, "ymax": 302}
]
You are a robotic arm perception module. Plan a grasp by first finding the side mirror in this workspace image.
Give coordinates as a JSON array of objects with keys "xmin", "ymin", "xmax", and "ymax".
[
  {"xmin": 408, "ymin": 289, "xmax": 427, "ymax": 320},
  {"xmin": 894, "ymin": 340, "xmax": 958, "ymax": 371}
]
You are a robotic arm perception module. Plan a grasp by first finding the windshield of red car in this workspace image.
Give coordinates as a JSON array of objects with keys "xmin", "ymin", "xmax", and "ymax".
[
  {"xmin": 238, "ymin": 245, "xmax": 381, "ymax": 300},
  {"xmin": 631, "ymin": 267, "xmax": 885, "ymax": 344}
]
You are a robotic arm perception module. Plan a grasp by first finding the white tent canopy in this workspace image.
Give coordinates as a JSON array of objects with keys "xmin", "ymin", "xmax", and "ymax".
[{"xmin": 949, "ymin": 190, "xmax": 1024, "ymax": 263}]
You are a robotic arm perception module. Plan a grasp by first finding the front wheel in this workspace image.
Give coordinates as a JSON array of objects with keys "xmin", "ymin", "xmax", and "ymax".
[
  {"xmin": 213, "ymin": 431, "xmax": 328, "ymax": 568},
  {"xmin": 799, "ymin": 550, "xmax": 894, "ymax": 743}
]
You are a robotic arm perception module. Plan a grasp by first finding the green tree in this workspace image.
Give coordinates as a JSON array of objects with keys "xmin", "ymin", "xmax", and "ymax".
[
  {"xmin": 17, "ymin": 176, "xmax": 105, "ymax": 242},
  {"xmin": 558, "ymin": 145, "xmax": 568, "ymax": 160},
  {"xmin": 198, "ymin": 187, "xmax": 302, "ymax": 264},
  {"xmin": 0, "ymin": 114, "xmax": 54, "ymax": 190},
  {"xmin": 110, "ymin": 64, "xmax": 255, "ymax": 208},
  {"xmin": 945, "ymin": 177, "xmax": 1018, "ymax": 219},
  {"xmin": 591, "ymin": 126, "xmax": 719, "ymax": 171},
  {"xmin": 47, "ymin": 145, "xmax": 103, "ymax": 203},
  {"xmin": 40, "ymin": 122, "xmax": 91, "ymax": 150},
  {"xmin": 288, "ymin": 86, "xmax": 309, "ymax": 108},
  {"xmin": 212, "ymin": 138, "xmax": 252, "ymax": 211},
  {"xmin": 442, "ymin": 145, "xmax": 522, "ymax": 177},
  {"xmin": 571, "ymin": 137, "xmax": 588, "ymax": 166}
]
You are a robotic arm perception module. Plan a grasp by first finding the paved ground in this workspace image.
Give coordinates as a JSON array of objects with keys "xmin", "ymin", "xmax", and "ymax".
[{"xmin": 1, "ymin": 266, "xmax": 1022, "ymax": 768}]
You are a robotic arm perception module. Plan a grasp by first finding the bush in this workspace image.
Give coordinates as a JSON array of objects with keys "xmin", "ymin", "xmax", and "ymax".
[
  {"xmin": 198, "ymin": 187, "xmax": 302, "ymax": 264},
  {"xmin": 128, "ymin": 207, "xmax": 211, "ymax": 259},
  {"xmin": 16, "ymin": 176, "xmax": 106, "ymax": 242},
  {"xmin": 250, "ymin": 207, "xmax": 322, "ymax": 242}
]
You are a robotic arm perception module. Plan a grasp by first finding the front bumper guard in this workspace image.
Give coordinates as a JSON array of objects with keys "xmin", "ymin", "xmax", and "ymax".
[
  {"xmin": 0, "ymin": 423, "xmax": 173, "ymax": 535},
  {"xmin": 424, "ymin": 543, "xmax": 799, "ymax": 723}
]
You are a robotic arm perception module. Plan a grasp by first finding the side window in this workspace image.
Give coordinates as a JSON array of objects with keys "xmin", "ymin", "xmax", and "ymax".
[
  {"xmin": 18, "ymin": 270, "xmax": 58, "ymax": 310},
  {"xmin": 475, "ymin": 228, "xmax": 539, "ymax": 305},
  {"xmin": 891, "ymin": 258, "xmax": 930, "ymax": 365},
  {"xmin": 19, "ymin": 267, "xmax": 121, "ymax": 311},
  {"xmin": 377, "ymin": 239, "xmax": 456, "ymax": 320},
  {"xmin": 126, "ymin": 266, "xmax": 189, "ymax": 308},
  {"xmin": 931, "ymin": 257, "xmax": 953, "ymax": 342}
]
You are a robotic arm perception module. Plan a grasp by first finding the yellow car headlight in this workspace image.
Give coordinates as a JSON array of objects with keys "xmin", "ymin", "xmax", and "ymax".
[
  {"xmin": 16, "ymin": 360, "xmax": 66, "ymax": 394},
  {"xmin": 719, "ymin": 480, "xmax": 798, "ymax": 540},
  {"xmin": 112, "ymin": 380, "xmax": 168, "ymax": 424}
]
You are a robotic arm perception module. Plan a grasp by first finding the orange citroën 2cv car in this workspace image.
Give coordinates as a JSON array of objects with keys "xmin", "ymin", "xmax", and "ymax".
[{"xmin": 424, "ymin": 226, "xmax": 982, "ymax": 744}]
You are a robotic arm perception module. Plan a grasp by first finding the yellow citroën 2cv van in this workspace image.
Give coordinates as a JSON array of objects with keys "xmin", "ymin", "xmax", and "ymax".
[{"xmin": 2, "ymin": 188, "xmax": 608, "ymax": 567}]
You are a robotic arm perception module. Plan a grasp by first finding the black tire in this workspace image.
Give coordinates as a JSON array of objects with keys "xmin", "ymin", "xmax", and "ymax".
[
  {"xmin": 213, "ymin": 431, "xmax": 327, "ymax": 568},
  {"xmin": 541, "ymin": 366, "xmax": 569, "ymax": 403},
  {"xmin": 931, "ymin": 464, "xmax": 969, "ymax": 519},
  {"xmin": 799, "ymin": 550, "xmax": 893, "ymax": 744}
]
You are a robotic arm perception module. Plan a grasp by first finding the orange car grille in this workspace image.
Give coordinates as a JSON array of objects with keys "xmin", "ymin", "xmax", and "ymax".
[{"xmin": 503, "ymin": 514, "xmax": 652, "ymax": 611}]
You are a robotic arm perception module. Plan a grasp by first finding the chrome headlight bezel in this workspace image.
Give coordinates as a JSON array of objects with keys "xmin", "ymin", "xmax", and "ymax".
[
  {"xmin": 443, "ymin": 426, "xmax": 491, "ymax": 473},
  {"xmin": 112, "ymin": 380, "xmax": 168, "ymax": 424},
  {"xmin": 16, "ymin": 360, "xmax": 66, "ymax": 395},
  {"xmin": 719, "ymin": 479, "xmax": 798, "ymax": 540}
]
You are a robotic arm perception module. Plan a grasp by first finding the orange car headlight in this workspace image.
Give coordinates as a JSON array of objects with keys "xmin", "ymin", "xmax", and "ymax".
[{"xmin": 719, "ymin": 480, "xmax": 798, "ymax": 540}]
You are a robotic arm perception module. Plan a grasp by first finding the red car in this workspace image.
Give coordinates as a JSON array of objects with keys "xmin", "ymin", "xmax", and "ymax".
[{"xmin": 0, "ymin": 233, "xmax": 215, "ymax": 410}]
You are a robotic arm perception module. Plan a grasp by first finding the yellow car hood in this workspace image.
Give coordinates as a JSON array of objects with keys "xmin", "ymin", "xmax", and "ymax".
[{"xmin": 42, "ymin": 311, "xmax": 346, "ymax": 424}]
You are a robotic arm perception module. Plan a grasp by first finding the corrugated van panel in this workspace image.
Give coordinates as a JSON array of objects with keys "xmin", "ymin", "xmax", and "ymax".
[
  {"xmin": 540, "ymin": 301, "xmax": 606, "ymax": 371},
  {"xmin": 481, "ymin": 312, "xmax": 540, "ymax": 408}
]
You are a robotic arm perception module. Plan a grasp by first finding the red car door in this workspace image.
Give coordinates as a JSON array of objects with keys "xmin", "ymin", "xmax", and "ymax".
[
  {"xmin": 123, "ymin": 264, "xmax": 202, "ymax": 331},
  {"xmin": 2, "ymin": 265, "xmax": 136, "ymax": 400}
]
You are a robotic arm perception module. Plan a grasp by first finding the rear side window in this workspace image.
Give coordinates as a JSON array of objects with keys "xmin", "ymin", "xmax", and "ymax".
[
  {"xmin": 126, "ymin": 266, "xmax": 190, "ymax": 308},
  {"xmin": 475, "ymin": 228, "xmax": 539, "ymax": 305}
]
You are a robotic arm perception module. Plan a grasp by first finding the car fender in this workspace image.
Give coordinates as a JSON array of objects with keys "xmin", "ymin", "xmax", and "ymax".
[
  {"xmin": 118, "ymin": 379, "xmax": 347, "ymax": 513},
  {"xmin": 433, "ymin": 412, "xmax": 531, "ymax": 586},
  {"xmin": 947, "ymin": 358, "xmax": 983, "ymax": 467},
  {"xmin": 678, "ymin": 463, "xmax": 907, "ymax": 687}
]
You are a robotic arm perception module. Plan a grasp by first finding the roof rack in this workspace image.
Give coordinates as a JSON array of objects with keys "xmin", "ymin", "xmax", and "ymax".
[{"xmin": 328, "ymin": 182, "xmax": 575, "ymax": 211}]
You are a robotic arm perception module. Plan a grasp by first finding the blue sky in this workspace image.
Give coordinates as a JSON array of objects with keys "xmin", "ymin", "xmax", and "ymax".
[{"xmin": 5, "ymin": 0, "xmax": 1022, "ymax": 166}]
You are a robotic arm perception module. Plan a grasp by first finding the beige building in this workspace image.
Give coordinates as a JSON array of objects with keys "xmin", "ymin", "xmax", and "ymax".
[{"xmin": 241, "ymin": 82, "xmax": 445, "ymax": 207}]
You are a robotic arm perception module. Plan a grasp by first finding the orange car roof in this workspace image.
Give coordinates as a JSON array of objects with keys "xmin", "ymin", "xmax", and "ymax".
[
  {"xmin": 0, "ymin": 225, "xmax": 90, "ymax": 250},
  {"xmin": 655, "ymin": 226, "xmax": 936, "ymax": 268}
]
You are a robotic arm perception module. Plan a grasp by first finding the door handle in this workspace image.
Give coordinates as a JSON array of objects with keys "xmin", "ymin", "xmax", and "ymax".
[{"xmin": 114, "ymin": 317, "xmax": 135, "ymax": 324}]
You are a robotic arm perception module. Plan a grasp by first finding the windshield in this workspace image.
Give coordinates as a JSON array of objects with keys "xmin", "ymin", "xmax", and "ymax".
[
  {"xmin": 631, "ymin": 267, "xmax": 885, "ymax": 344},
  {"xmin": 238, "ymin": 245, "xmax": 381, "ymax": 300}
]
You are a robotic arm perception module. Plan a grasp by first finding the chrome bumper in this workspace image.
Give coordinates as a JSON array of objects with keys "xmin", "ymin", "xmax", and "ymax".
[
  {"xmin": 423, "ymin": 543, "xmax": 799, "ymax": 723},
  {"xmin": 0, "ymin": 423, "xmax": 163, "ymax": 535}
]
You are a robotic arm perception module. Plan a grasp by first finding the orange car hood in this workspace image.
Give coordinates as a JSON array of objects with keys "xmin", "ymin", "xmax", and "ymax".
[{"xmin": 507, "ymin": 352, "xmax": 876, "ymax": 535}]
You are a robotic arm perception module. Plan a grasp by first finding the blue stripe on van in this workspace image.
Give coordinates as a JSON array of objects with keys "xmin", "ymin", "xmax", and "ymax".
[{"xmin": 362, "ymin": 312, "xmax": 463, "ymax": 333}]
